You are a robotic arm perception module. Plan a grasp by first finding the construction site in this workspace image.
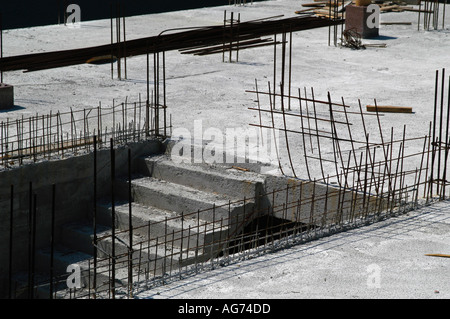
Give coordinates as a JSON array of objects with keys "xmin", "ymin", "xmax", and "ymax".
[{"xmin": 0, "ymin": 0, "xmax": 449, "ymax": 300}]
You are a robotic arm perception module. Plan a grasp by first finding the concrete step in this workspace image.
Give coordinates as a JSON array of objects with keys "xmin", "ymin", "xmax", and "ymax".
[
  {"xmin": 138, "ymin": 154, "xmax": 265, "ymax": 199},
  {"xmin": 11, "ymin": 270, "xmax": 69, "ymax": 299},
  {"xmin": 58, "ymin": 220, "xmax": 111, "ymax": 256},
  {"xmin": 97, "ymin": 200, "xmax": 229, "ymax": 251},
  {"xmin": 56, "ymin": 219, "xmax": 217, "ymax": 279},
  {"xmin": 129, "ymin": 176, "xmax": 256, "ymax": 233}
]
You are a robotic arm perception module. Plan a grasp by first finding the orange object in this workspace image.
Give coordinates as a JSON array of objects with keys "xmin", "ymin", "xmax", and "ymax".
[{"xmin": 366, "ymin": 105, "xmax": 413, "ymax": 113}]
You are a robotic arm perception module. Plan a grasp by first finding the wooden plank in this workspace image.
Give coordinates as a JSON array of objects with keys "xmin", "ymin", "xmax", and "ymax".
[
  {"xmin": 366, "ymin": 105, "xmax": 413, "ymax": 113},
  {"xmin": 313, "ymin": 9, "xmax": 344, "ymax": 18},
  {"xmin": 295, "ymin": 8, "xmax": 318, "ymax": 14},
  {"xmin": 379, "ymin": 5, "xmax": 401, "ymax": 11},
  {"xmin": 425, "ymin": 254, "xmax": 450, "ymax": 258},
  {"xmin": 380, "ymin": 22, "xmax": 412, "ymax": 25},
  {"xmin": 302, "ymin": 2, "xmax": 328, "ymax": 7}
]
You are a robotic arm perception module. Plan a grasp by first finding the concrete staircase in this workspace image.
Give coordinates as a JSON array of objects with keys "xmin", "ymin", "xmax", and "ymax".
[{"xmin": 18, "ymin": 153, "xmax": 266, "ymax": 298}]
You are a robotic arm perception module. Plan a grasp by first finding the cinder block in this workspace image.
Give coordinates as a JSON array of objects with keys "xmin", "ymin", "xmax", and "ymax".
[
  {"xmin": 345, "ymin": 4, "xmax": 379, "ymax": 39},
  {"xmin": 0, "ymin": 83, "xmax": 14, "ymax": 109}
]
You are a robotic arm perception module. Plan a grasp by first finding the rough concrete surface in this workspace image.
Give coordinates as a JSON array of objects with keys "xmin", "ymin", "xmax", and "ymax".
[
  {"xmin": 0, "ymin": 0, "xmax": 449, "ymax": 301},
  {"xmin": 135, "ymin": 200, "xmax": 450, "ymax": 299}
]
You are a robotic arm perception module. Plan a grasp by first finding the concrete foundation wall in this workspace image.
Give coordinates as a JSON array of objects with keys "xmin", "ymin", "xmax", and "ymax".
[{"xmin": 0, "ymin": 139, "xmax": 162, "ymax": 297}]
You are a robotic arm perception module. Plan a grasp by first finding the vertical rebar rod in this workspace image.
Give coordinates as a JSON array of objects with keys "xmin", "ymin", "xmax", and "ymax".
[
  {"xmin": 298, "ymin": 88, "xmax": 311, "ymax": 180},
  {"xmin": 418, "ymin": 0, "xmax": 422, "ymax": 31},
  {"xmin": 328, "ymin": 92, "xmax": 342, "ymax": 186},
  {"xmin": 442, "ymin": 76, "xmax": 450, "ymax": 199},
  {"xmin": 110, "ymin": 4, "xmax": 114, "ymax": 79},
  {"xmin": 268, "ymin": 82, "xmax": 284, "ymax": 175},
  {"xmin": 430, "ymin": 70, "xmax": 439, "ymax": 197},
  {"xmin": 30, "ymin": 193, "xmax": 37, "ymax": 299},
  {"xmin": 311, "ymin": 88, "xmax": 325, "ymax": 181},
  {"xmin": 27, "ymin": 182, "xmax": 33, "ymax": 299},
  {"xmin": 164, "ymin": 217, "xmax": 168, "ymax": 276},
  {"xmin": 223, "ymin": 11, "xmax": 226, "ymax": 63},
  {"xmin": 328, "ymin": 0, "xmax": 331, "ymax": 46},
  {"xmin": 398, "ymin": 125, "xmax": 407, "ymax": 205},
  {"xmin": 153, "ymin": 49, "xmax": 158, "ymax": 136},
  {"xmin": 8, "ymin": 185, "xmax": 13, "ymax": 299},
  {"xmin": 229, "ymin": 12, "xmax": 234, "ymax": 63},
  {"xmin": 281, "ymin": 30, "xmax": 286, "ymax": 109},
  {"xmin": 93, "ymin": 135, "xmax": 97, "ymax": 298},
  {"xmin": 110, "ymin": 138, "xmax": 116, "ymax": 299},
  {"xmin": 425, "ymin": 122, "xmax": 432, "ymax": 200},
  {"xmin": 123, "ymin": 7, "xmax": 127, "ymax": 80},
  {"xmin": 50, "ymin": 184, "xmax": 56, "ymax": 299},
  {"xmin": 153, "ymin": 236, "xmax": 158, "ymax": 277},
  {"xmin": 116, "ymin": 1, "xmax": 121, "ymax": 80},
  {"xmin": 341, "ymin": 96, "xmax": 360, "ymax": 189},
  {"xmin": 442, "ymin": 135, "xmax": 450, "ymax": 200},
  {"xmin": 63, "ymin": 0, "xmax": 67, "ymax": 25},
  {"xmin": 163, "ymin": 51, "xmax": 167, "ymax": 137},
  {"xmin": 304, "ymin": 88, "xmax": 313, "ymax": 153},
  {"xmin": 273, "ymin": 33, "xmax": 276, "ymax": 109},
  {"xmin": 146, "ymin": 44, "xmax": 150, "ymax": 136},
  {"xmin": 391, "ymin": 141, "xmax": 403, "ymax": 211},
  {"xmin": 280, "ymin": 82, "xmax": 296, "ymax": 178},
  {"xmin": 416, "ymin": 136, "xmax": 428, "ymax": 204},
  {"xmin": 438, "ymin": 69, "xmax": 445, "ymax": 195},
  {"xmin": 179, "ymin": 212, "xmax": 184, "ymax": 279},
  {"xmin": 443, "ymin": 0, "xmax": 446, "ymax": 30},
  {"xmin": 236, "ymin": 13, "xmax": 240, "ymax": 62},
  {"xmin": 255, "ymin": 79, "xmax": 264, "ymax": 146},
  {"xmin": 1, "ymin": 11, "xmax": 3, "ymax": 83},
  {"xmin": 288, "ymin": 29, "xmax": 292, "ymax": 111},
  {"xmin": 128, "ymin": 147, "xmax": 133, "ymax": 297}
]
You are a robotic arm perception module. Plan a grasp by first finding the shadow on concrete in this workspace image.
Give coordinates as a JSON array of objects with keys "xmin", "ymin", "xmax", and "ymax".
[
  {"xmin": 0, "ymin": 105, "xmax": 26, "ymax": 113},
  {"xmin": 372, "ymin": 35, "xmax": 398, "ymax": 41}
]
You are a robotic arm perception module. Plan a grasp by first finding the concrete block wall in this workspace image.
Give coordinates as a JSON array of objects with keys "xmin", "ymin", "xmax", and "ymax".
[{"xmin": 0, "ymin": 139, "xmax": 162, "ymax": 297}]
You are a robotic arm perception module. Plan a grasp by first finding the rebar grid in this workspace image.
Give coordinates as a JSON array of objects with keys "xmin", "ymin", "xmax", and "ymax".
[
  {"xmin": 0, "ymin": 95, "xmax": 170, "ymax": 170},
  {"xmin": 248, "ymin": 68, "xmax": 450, "ymax": 204},
  {"xmin": 47, "ymin": 171, "xmax": 420, "ymax": 299},
  {"xmin": 418, "ymin": 0, "xmax": 447, "ymax": 31}
]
